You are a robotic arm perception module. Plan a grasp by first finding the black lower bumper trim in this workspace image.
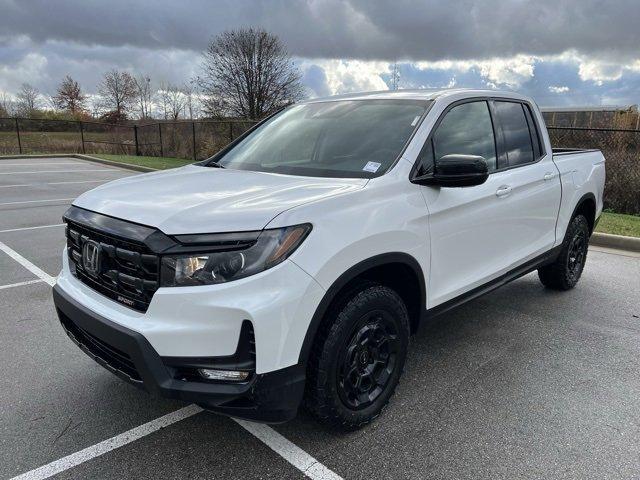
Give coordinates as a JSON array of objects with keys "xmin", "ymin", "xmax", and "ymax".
[{"xmin": 52, "ymin": 285, "xmax": 305, "ymax": 423}]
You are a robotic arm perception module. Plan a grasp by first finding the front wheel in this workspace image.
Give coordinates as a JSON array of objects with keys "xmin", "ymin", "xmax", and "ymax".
[
  {"xmin": 305, "ymin": 284, "xmax": 410, "ymax": 429},
  {"xmin": 538, "ymin": 214, "xmax": 590, "ymax": 290}
]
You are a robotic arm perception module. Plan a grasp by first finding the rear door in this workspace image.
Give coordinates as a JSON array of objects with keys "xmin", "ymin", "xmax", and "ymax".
[{"xmin": 489, "ymin": 100, "xmax": 561, "ymax": 265}]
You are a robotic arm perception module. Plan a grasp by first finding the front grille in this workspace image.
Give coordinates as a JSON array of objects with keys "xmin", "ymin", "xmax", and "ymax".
[
  {"xmin": 66, "ymin": 220, "xmax": 159, "ymax": 312},
  {"xmin": 58, "ymin": 309, "xmax": 142, "ymax": 383}
]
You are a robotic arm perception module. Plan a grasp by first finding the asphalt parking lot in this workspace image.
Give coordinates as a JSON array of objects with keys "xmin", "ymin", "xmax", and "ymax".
[{"xmin": 1, "ymin": 156, "xmax": 639, "ymax": 480}]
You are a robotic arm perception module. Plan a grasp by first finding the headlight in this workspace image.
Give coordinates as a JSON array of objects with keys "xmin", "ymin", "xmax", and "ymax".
[{"xmin": 160, "ymin": 224, "xmax": 312, "ymax": 287}]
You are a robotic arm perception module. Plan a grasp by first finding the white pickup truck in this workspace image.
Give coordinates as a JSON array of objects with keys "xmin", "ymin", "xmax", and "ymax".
[{"xmin": 53, "ymin": 89, "xmax": 606, "ymax": 428}]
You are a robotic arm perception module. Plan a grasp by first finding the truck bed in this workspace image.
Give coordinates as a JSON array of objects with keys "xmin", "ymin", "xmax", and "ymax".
[
  {"xmin": 552, "ymin": 148, "xmax": 600, "ymax": 156},
  {"xmin": 551, "ymin": 148, "xmax": 606, "ymax": 245}
]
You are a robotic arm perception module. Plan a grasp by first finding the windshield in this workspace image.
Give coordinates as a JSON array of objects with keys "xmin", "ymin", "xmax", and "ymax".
[{"xmin": 213, "ymin": 99, "xmax": 430, "ymax": 178}]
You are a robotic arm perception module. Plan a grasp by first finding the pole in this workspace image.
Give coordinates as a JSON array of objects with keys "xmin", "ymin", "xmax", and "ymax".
[
  {"xmin": 158, "ymin": 123, "xmax": 163, "ymax": 157},
  {"xmin": 192, "ymin": 121, "xmax": 197, "ymax": 160},
  {"xmin": 134, "ymin": 125, "xmax": 140, "ymax": 156},
  {"xmin": 15, "ymin": 118, "xmax": 22, "ymax": 154},
  {"xmin": 79, "ymin": 121, "xmax": 86, "ymax": 154}
]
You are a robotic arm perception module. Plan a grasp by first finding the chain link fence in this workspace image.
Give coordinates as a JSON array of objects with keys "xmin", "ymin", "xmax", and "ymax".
[
  {"xmin": 547, "ymin": 126, "xmax": 640, "ymax": 215},
  {"xmin": 1, "ymin": 116, "xmax": 638, "ymax": 214},
  {"xmin": 0, "ymin": 117, "xmax": 257, "ymax": 160}
]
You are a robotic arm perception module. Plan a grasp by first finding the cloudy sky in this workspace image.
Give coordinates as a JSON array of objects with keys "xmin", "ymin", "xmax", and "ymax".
[{"xmin": 1, "ymin": 0, "xmax": 639, "ymax": 108}]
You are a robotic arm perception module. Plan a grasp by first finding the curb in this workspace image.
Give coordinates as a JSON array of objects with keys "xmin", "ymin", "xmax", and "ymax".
[
  {"xmin": 74, "ymin": 154, "xmax": 159, "ymax": 172},
  {"xmin": 0, "ymin": 154, "xmax": 69, "ymax": 159},
  {"xmin": 591, "ymin": 232, "xmax": 640, "ymax": 253}
]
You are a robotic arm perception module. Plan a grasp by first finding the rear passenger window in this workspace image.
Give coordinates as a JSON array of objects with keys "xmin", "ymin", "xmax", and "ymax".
[
  {"xmin": 430, "ymin": 101, "xmax": 497, "ymax": 171},
  {"xmin": 522, "ymin": 104, "xmax": 543, "ymax": 159},
  {"xmin": 494, "ymin": 101, "xmax": 534, "ymax": 167}
]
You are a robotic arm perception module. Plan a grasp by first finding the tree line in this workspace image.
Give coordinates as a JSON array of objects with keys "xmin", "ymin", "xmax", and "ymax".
[{"xmin": 0, "ymin": 28, "xmax": 305, "ymax": 123}]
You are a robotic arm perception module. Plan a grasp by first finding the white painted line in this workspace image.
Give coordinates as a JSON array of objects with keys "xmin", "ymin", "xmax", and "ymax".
[
  {"xmin": 0, "ymin": 162, "xmax": 82, "ymax": 166},
  {"xmin": 0, "ymin": 169, "xmax": 116, "ymax": 175},
  {"xmin": 10, "ymin": 403, "xmax": 342, "ymax": 480},
  {"xmin": 0, "ymin": 198, "xmax": 74, "ymax": 207},
  {"xmin": 235, "ymin": 419, "xmax": 343, "ymax": 480},
  {"xmin": 51, "ymin": 180, "xmax": 110, "ymax": 185},
  {"xmin": 0, "ymin": 240, "xmax": 55, "ymax": 286},
  {"xmin": 0, "ymin": 180, "xmax": 109, "ymax": 189},
  {"xmin": 9, "ymin": 405, "xmax": 204, "ymax": 480},
  {"xmin": 0, "ymin": 223, "xmax": 65, "ymax": 234},
  {"xmin": 0, "ymin": 279, "xmax": 44, "ymax": 291}
]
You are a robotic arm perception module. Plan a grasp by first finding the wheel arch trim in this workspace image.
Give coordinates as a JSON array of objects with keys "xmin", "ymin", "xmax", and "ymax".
[
  {"xmin": 297, "ymin": 252, "xmax": 426, "ymax": 365},
  {"xmin": 571, "ymin": 192, "xmax": 597, "ymax": 234}
]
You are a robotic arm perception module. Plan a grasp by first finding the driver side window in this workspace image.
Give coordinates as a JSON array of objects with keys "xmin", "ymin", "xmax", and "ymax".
[{"xmin": 415, "ymin": 101, "xmax": 497, "ymax": 176}]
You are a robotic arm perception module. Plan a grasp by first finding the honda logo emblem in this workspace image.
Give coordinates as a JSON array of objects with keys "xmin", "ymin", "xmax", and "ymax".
[{"xmin": 82, "ymin": 240, "xmax": 101, "ymax": 277}]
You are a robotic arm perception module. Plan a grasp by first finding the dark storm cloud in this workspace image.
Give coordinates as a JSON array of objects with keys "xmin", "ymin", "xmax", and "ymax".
[
  {"xmin": 0, "ymin": 0, "xmax": 638, "ymax": 106},
  {"xmin": 0, "ymin": 0, "xmax": 638, "ymax": 61}
]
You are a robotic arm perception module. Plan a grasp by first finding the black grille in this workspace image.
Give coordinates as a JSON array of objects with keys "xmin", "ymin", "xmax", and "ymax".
[
  {"xmin": 66, "ymin": 220, "xmax": 159, "ymax": 312},
  {"xmin": 58, "ymin": 309, "xmax": 142, "ymax": 383}
]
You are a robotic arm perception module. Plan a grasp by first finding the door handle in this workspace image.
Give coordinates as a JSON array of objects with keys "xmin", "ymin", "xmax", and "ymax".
[
  {"xmin": 496, "ymin": 185, "xmax": 512, "ymax": 197},
  {"xmin": 543, "ymin": 172, "xmax": 556, "ymax": 181}
]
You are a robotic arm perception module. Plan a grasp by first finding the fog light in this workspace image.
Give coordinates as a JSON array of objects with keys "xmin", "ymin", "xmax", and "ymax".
[{"xmin": 197, "ymin": 368, "xmax": 250, "ymax": 382}]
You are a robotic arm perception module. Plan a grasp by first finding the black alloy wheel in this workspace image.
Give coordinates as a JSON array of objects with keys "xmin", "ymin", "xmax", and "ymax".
[
  {"xmin": 566, "ymin": 228, "xmax": 587, "ymax": 283},
  {"xmin": 337, "ymin": 311, "xmax": 401, "ymax": 410}
]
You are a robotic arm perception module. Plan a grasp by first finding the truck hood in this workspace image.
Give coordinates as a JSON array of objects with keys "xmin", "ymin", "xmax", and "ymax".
[{"xmin": 73, "ymin": 165, "xmax": 367, "ymax": 234}]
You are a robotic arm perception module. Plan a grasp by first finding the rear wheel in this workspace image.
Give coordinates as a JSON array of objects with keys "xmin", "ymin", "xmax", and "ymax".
[
  {"xmin": 538, "ymin": 214, "xmax": 590, "ymax": 290},
  {"xmin": 305, "ymin": 284, "xmax": 410, "ymax": 429}
]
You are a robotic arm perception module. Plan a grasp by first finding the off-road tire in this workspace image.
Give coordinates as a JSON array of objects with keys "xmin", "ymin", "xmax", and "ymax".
[
  {"xmin": 305, "ymin": 283, "xmax": 410, "ymax": 429},
  {"xmin": 538, "ymin": 214, "xmax": 590, "ymax": 290}
]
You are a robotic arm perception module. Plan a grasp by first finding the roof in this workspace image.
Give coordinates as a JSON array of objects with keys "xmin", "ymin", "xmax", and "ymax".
[{"xmin": 302, "ymin": 88, "xmax": 528, "ymax": 104}]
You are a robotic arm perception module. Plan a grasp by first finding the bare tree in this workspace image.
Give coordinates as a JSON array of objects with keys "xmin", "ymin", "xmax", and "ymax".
[
  {"xmin": 198, "ymin": 27, "xmax": 305, "ymax": 118},
  {"xmin": 16, "ymin": 83, "xmax": 40, "ymax": 116},
  {"xmin": 0, "ymin": 92, "xmax": 14, "ymax": 117},
  {"xmin": 158, "ymin": 82, "xmax": 186, "ymax": 120},
  {"xmin": 98, "ymin": 70, "xmax": 137, "ymax": 121},
  {"xmin": 53, "ymin": 76, "xmax": 86, "ymax": 115},
  {"xmin": 134, "ymin": 75, "xmax": 153, "ymax": 119},
  {"xmin": 182, "ymin": 81, "xmax": 199, "ymax": 119}
]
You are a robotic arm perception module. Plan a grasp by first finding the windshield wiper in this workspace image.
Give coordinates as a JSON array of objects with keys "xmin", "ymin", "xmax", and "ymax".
[{"xmin": 207, "ymin": 161, "xmax": 225, "ymax": 168}]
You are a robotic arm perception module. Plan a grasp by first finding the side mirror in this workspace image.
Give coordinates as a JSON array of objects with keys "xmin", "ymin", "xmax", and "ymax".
[{"xmin": 412, "ymin": 154, "xmax": 489, "ymax": 187}]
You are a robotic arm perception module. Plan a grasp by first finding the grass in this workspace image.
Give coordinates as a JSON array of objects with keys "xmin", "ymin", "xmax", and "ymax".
[
  {"xmin": 595, "ymin": 212, "xmax": 640, "ymax": 238},
  {"xmin": 92, "ymin": 154, "xmax": 194, "ymax": 170}
]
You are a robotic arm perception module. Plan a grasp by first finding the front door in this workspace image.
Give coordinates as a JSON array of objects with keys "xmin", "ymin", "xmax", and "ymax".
[{"xmin": 415, "ymin": 99, "xmax": 559, "ymax": 308}]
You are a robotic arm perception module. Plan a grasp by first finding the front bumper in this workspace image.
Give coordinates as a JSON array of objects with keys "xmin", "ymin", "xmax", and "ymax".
[
  {"xmin": 57, "ymin": 248, "xmax": 325, "ymax": 374},
  {"xmin": 53, "ymin": 285, "xmax": 305, "ymax": 423}
]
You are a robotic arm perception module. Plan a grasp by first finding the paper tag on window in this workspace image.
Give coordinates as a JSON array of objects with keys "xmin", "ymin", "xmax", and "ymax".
[
  {"xmin": 363, "ymin": 161, "xmax": 381, "ymax": 173},
  {"xmin": 411, "ymin": 115, "xmax": 421, "ymax": 126}
]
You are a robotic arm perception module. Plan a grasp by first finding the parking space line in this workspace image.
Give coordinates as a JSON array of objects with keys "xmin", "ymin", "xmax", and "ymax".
[
  {"xmin": 0, "ymin": 169, "xmax": 117, "ymax": 175},
  {"xmin": 0, "ymin": 279, "xmax": 44, "ymax": 291},
  {"xmin": 0, "ymin": 198, "xmax": 74, "ymax": 207},
  {"xmin": 0, "ymin": 240, "xmax": 55, "ymax": 286},
  {"xmin": 10, "ymin": 404, "xmax": 342, "ymax": 480},
  {"xmin": 9, "ymin": 405, "xmax": 203, "ymax": 480},
  {"xmin": 0, "ymin": 180, "xmax": 108, "ymax": 189},
  {"xmin": 0, "ymin": 224, "xmax": 65, "ymax": 234},
  {"xmin": 0, "ymin": 162, "xmax": 83, "ymax": 167},
  {"xmin": 235, "ymin": 419, "xmax": 343, "ymax": 480}
]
